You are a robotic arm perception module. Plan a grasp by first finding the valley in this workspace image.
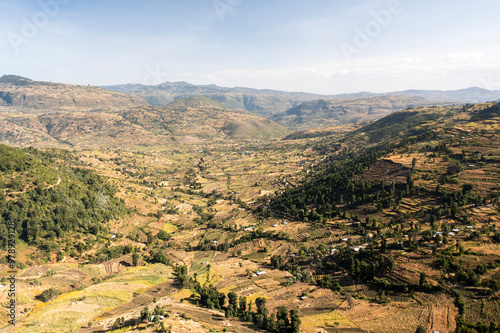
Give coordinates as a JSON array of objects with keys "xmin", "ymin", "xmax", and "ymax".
[
  {"xmin": 2, "ymin": 0, "xmax": 499, "ymax": 332},
  {"xmin": 0, "ymin": 97, "xmax": 499, "ymax": 333}
]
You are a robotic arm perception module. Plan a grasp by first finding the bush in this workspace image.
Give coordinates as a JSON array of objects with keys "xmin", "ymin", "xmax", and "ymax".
[{"xmin": 38, "ymin": 287, "xmax": 60, "ymax": 302}]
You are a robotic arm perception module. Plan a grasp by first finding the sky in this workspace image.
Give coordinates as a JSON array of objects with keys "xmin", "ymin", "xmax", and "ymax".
[{"xmin": 1, "ymin": 0, "xmax": 499, "ymax": 94}]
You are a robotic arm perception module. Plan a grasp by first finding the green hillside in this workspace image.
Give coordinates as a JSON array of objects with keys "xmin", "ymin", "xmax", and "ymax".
[
  {"xmin": 270, "ymin": 102, "xmax": 500, "ymax": 331},
  {"xmin": 0, "ymin": 145, "xmax": 127, "ymax": 256}
]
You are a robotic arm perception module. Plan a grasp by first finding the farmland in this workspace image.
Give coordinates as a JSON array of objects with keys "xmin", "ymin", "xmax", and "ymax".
[{"xmin": 0, "ymin": 103, "xmax": 499, "ymax": 333}]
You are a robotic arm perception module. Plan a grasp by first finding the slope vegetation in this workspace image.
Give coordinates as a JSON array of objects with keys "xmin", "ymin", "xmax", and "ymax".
[
  {"xmin": 0, "ymin": 144, "xmax": 127, "ymax": 251},
  {"xmin": 271, "ymin": 102, "xmax": 500, "ymax": 331}
]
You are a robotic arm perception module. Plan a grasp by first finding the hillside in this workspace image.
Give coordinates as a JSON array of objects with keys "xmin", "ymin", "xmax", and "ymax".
[
  {"xmin": 0, "ymin": 144, "xmax": 127, "ymax": 251},
  {"xmin": 104, "ymin": 81, "xmax": 305, "ymax": 118},
  {"xmin": 271, "ymin": 102, "xmax": 500, "ymax": 332},
  {"xmin": 0, "ymin": 102, "xmax": 498, "ymax": 333},
  {"xmin": 0, "ymin": 96, "xmax": 289, "ymax": 148},
  {"xmin": 205, "ymin": 92, "xmax": 299, "ymax": 118},
  {"xmin": 104, "ymin": 81, "xmax": 500, "ymax": 120},
  {"xmin": 148, "ymin": 98, "xmax": 289, "ymax": 141},
  {"xmin": 0, "ymin": 75, "xmax": 148, "ymax": 113},
  {"xmin": 272, "ymin": 95, "xmax": 446, "ymax": 130},
  {"xmin": 164, "ymin": 95, "xmax": 229, "ymax": 109}
]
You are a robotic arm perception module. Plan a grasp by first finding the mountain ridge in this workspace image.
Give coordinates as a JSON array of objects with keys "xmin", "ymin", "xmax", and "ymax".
[
  {"xmin": 272, "ymin": 95, "xmax": 451, "ymax": 130},
  {"xmin": 0, "ymin": 75, "xmax": 148, "ymax": 113},
  {"xmin": 104, "ymin": 80, "xmax": 500, "ymax": 107}
]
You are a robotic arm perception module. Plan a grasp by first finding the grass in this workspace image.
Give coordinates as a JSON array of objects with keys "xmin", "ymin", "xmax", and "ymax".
[
  {"xmin": 300, "ymin": 311, "xmax": 356, "ymax": 332},
  {"xmin": 242, "ymin": 252, "xmax": 268, "ymax": 260},
  {"xmin": 107, "ymin": 264, "xmax": 173, "ymax": 286},
  {"xmin": 109, "ymin": 275, "xmax": 165, "ymax": 286},
  {"xmin": 173, "ymin": 288, "xmax": 194, "ymax": 302},
  {"xmin": 163, "ymin": 222, "xmax": 179, "ymax": 233},
  {"xmin": 16, "ymin": 264, "xmax": 175, "ymax": 332}
]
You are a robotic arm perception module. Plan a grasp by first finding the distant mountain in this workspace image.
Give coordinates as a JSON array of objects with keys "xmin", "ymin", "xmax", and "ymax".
[
  {"xmin": 336, "ymin": 87, "xmax": 500, "ymax": 104},
  {"xmin": 272, "ymin": 96, "xmax": 447, "ymax": 130},
  {"xmin": 103, "ymin": 81, "xmax": 333, "ymax": 118},
  {"xmin": 165, "ymin": 95, "xmax": 229, "ymax": 109},
  {"xmin": 0, "ymin": 75, "xmax": 147, "ymax": 113},
  {"xmin": 104, "ymin": 81, "xmax": 500, "ymax": 119}
]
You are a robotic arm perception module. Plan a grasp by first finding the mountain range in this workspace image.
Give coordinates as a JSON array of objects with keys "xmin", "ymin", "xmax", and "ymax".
[
  {"xmin": 105, "ymin": 80, "xmax": 500, "ymax": 114},
  {"xmin": 0, "ymin": 77, "xmax": 289, "ymax": 148},
  {"xmin": 104, "ymin": 80, "xmax": 500, "ymax": 129},
  {"xmin": 2, "ymin": 75, "xmax": 500, "ymax": 148},
  {"xmin": 0, "ymin": 75, "xmax": 147, "ymax": 113}
]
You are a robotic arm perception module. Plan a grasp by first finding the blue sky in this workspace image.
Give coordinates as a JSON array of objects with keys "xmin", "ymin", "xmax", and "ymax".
[{"xmin": 1, "ymin": 0, "xmax": 499, "ymax": 94}]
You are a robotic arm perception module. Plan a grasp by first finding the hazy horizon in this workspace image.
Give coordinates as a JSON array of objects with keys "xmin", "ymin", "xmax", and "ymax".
[{"xmin": 2, "ymin": 0, "xmax": 499, "ymax": 94}]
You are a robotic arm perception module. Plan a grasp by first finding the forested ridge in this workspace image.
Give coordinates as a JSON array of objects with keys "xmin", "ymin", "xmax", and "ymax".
[{"xmin": 0, "ymin": 144, "xmax": 127, "ymax": 252}]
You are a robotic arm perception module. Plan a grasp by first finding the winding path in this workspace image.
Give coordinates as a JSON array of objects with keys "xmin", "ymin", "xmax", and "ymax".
[{"xmin": 47, "ymin": 176, "xmax": 61, "ymax": 189}]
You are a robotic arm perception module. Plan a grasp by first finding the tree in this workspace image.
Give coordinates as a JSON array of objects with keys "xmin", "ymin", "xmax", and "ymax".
[
  {"xmin": 276, "ymin": 306, "xmax": 290, "ymax": 332},
  {"xmin": 147, "ymin": 232, "xmax": 155, "ymax": 245},
  {"xmin": 255, "ymin": 297, "xmax": 267, "ymax": 315},
  {"xmin": 419, "ymin": 272, "xmax": 427, "ymax": 289},
  {"xmin": 141, "ymin": 306, "xmax": 152, "ymax": 321},
  {"xmin": 218, "ymin": 293, "xmax": 226, "ymax": 310},
  {"xmin": 132, "ymin": 253, "xmax": 141, "ymax": 266},
  {"xmin": 415, "ymin": 326, "xmax": 426, "ymax": 333},
  {"xmin": 228, "ymin": 292, "xmax": 238, "ymax": 306},
  {"xmin": 227, "ymin": 292, "xmax": 238, "ymax": 317},
  {"xmin": 266, "ymin": 313, "xmax": 276, "ymax": 332},
  {"xmin": 157, "ymin": 230, "xmax": 169, "ymax": 240},
  {"xmin": 238, "ymin": 296, "xmax": 247, "ymax": 315},
  {"xmin": 271, "ymin": 254, "xmax": 285, "ymax": 269},
  {"xmin": 112, "ymin": 318, "xmax": 122, "ymax": 329},
  {"xmin": 290, "ymin": 309, "xmax": 301, "ymax": 333},
  {"xmin": 39, "ymin": 287, "xmax": 60, "ymax": 302}
]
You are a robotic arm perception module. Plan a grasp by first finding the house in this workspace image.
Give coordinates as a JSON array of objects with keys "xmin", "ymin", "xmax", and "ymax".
[{"xmin": 256, "ymin": 271, "xmax": 266, "ymax": 276}]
